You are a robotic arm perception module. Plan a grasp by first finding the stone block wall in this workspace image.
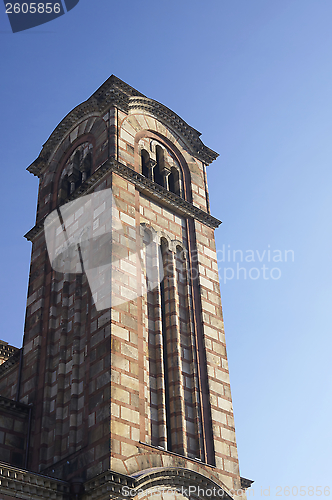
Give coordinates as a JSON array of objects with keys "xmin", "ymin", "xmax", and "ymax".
[
  {"xmin": 0, "ymin": 398, "xmax": 29, "ymax": 468},
  {"xmin": 0, "ymin": 77, "xmax": 247, "ymax": 498},
  {"xmin": 0, "ymin": 355, "xmax": 20, "ymax": 400}
]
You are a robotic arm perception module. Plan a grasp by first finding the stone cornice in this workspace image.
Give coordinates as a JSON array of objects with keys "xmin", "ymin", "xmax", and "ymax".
[
  {"xmin": 240, "ymin": 477, "xmax": 254, "ymax": 489},
  {"xmin": 27, "ymin": 76, "xmax": 218, "ymax": 177},
  {"xmin": 0, "ymin": 395, "xmax": 30, "ymax": 415},
  {"xmin": 83, "ymin": 467, "xmax": 233, "ymax": 500},
  {"xmin": 0, "ymin": 464, "xmax": 244, "ymax": 499},
  {"xmin": 0, "ymin": 462, "xmax": 69, "ymax": 500},
  {"xmin": 134, "ymin": 468, "xmax": 233, "ymax": 500},
  {"xmin": 0, "ymin": 348, "xmax": 20, "ymax": 377},
  {"xmin": 129, "ymin": 97, "xmax": 218, "ymax": 164},
  {"xmin": 109, "ymin": 161, "xmax": 221, "ymax": 228},
  {"xmin": 24, "ymin": 159, "xmax": 221, "ymax": 243},
  {"xmin": 84, "ymin": 470, "xmax": 135, "ymax": 499}
]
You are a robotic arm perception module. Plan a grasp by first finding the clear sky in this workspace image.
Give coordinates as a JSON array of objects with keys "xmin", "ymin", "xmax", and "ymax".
[{"xmin": 1, "ymin": 0, "xmax": 331, "ymax": 497}]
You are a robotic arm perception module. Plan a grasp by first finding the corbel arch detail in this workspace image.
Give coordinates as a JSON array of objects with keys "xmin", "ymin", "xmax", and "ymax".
[
  {"xmin": 56, "ymin": 140, "xmax": 94, "ymax": 205},
  {"xmin": 137, "ymin": 134, "xmax": 188, "ymax": 200},
  {"xmin": 119, "ymin": 114, "xmax": 193, "ymax": 203},
  {"xmin": 42, "ymin": 116, "xmax": 108, "ymax": 210},
  {"xmin": 140, "ymin": 223, "xmax": 184, "ymax": 254}
]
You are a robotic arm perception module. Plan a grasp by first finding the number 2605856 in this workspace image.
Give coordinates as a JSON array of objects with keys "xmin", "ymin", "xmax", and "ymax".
[{"xmin": 5, "ymin": 3, "xmax": 61, "ymax": 14}]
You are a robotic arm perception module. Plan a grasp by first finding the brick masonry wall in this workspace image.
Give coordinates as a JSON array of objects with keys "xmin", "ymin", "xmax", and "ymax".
[
  {"xmin": 195, "ymin": 219, "xmax": 242, "ymax": 490},
  {"xmin": 0, "ymin": 363, "xmax": 19, "ymax": 400},
  {"xmin": 8, "ymin": 97, "xmax": 245, "ymax": 496},
  {"xmin": 20, "ymin": 178, "xmax": 114, "ymax": 480},
  {"xmin": 36, "ymin": 115, "xmax": 109, "ymax": 224},
  {"xmin": 108, "ymin": 110, "xmax": 242, "ymax": 492},
  {"xmin": 118, "ymin": 111, "xmax": 209, "ymax": 213},
  {"xmin": 0, "ymin": 495, "xmax": 24, "ymax": 500},
  {"xmin": 0, "ymin": 404, "xmax": 29, "ymax": 468},
  {"xmin": 108, "ymin": 180, "xmax": 242, "ymax": 492}
]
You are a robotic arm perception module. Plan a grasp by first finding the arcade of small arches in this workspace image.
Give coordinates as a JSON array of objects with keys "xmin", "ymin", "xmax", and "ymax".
[
  {"xmin": 57, "ymin": 138, "xmax": 185, "ymax": 205},
  {"xmin": 58, "ymin": 142, "xmax": 93, "ymax": 202},
  {"xmin": 139, "ymin": 140, "xmax": 183, "ymax": 198}
]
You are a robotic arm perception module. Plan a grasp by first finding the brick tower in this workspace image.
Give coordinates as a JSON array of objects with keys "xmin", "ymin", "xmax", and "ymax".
[{"xmin": 0, "ymin": 76, "xmax": 252, "ymax": 500}]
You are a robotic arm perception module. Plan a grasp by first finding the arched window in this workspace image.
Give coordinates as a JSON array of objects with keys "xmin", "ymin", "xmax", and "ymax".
[
  {"xmin": 139, "ymin": 141, "xmax": 184, "ymax": 199},
  {"xmin": 80, "ymin": 151, "xmax": 92, "ymax": 181},
  {"xmin": 58, "ymin": 143, "xmax": 93, "ymax": 203},
  {"xmin": 141, "ymin": 149, "xmax": 151, "ymax": 179},
  {"xmin": 154, "ymin": 145, "xmax": 164, "ymax": 187},
  {"xmin": 168, "ymin": 167, "xmax": 181, "ymax": 196},
  {"xmin": 175, "ymin": 245, "xmax": 201, "ymax": 459},
  {"xmin": 159, "ymin": 238, "xmax": 172, "ymax": 451},
  {"xmin": 144, "ymin": 230, "xmax": 203, "ymax": 459}
]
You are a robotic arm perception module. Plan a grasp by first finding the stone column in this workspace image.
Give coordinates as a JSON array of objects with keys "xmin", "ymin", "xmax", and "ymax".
[
  {"xmin": 67, "ymin": 163, "xmax": 80, "ymax": 194},
  {"xmin": 161, "ymin": 165, "xmax": 171, "ymax": 191}
]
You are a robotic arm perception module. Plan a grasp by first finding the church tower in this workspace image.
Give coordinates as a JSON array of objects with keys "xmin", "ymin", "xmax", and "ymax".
[{"xmin": 0, "ymin": 76, "xmax": 252, "ymax": 500}]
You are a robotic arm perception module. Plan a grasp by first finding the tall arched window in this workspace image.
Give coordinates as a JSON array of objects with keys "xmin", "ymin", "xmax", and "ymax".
[
  {"xmin": 144, "ymin": 232, "xmax": 203, "ymax": 459},
  {"xmin": 81, "ymin": 151, "xmax": 92, "ymax": 181},
  {"xmin": 168, "ymin": 167, "xmax": 181, "ymax": 196},
  {"xmin": 58, "ymin": 143, "xmax": 93, "ymax": 203},
  {"xmin": 154, "ymin": 146, "xmax": 164, "ymax": 187},
  {"xmin": 139, "ymin": 141, "xmax": 184, "ymax": 198},
  {"xmin": 175, "ymin": 245, "xmax": 202, "ymax": 459},
  {"xmin": 145, "ymin": 231, "xmax": 168, "ymax": 449},
  {"xmin": 141, "ymin": 149, "xmax": 151, "ymax": 179}
]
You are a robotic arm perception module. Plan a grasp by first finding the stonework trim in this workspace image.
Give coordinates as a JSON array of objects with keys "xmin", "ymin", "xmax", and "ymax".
[
  {"xmin": 138, "ymin": 441, "xmax": 215, "ymax": 469},
  {"xmin": 24, "ymin": 159, "xmax": 221, "ymax": 242},
  {"xmin": 0, "ymin": 349, "xmax": 20, "ymax": 377},
  {"xmin": 0, "ymin": 395, "xmax": 30, "ymax": 415},
  {"xmin": 134, "ymin": 129, "xmax": 193, "ymax": 205},
  {"xmin": 83, "ymin": 469, "xmax": 135, "ymax": 497},
  {"xmin": 130, "ymin": 98, "xmax": 218, "ymax": 164},
  {"xmin": 134, "ymin": 468, "xmax": 233, "ymax": 500},
  {"xmin": 0, "ymin": 462, "xmax": 69, "ymax": 499},
  {"xmin": 0, "ymin": 464, "xmax": 245, "ymax": 500},
  {"xmin": 26, "ymin": 76, "xmax": 218, "ymax": 177},
  {"xmin": 109, "ymin": 160, "xmax": 220, "ymax": 227},
  {"xmin": 83, "ymin": 467, "xmax": 233, "ymax": 500},
  {"xmin": 240, "ymin": 477, "xmax": 254, "ymax": 490}
]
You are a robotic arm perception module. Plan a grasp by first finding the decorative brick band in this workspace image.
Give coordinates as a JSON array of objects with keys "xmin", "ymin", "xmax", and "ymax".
[
  {"xmin": 130, "ymin": 97, "xmax": 218, "ymax": 164},
  {"xmin": 0, "ymin": 462, "xmax": 252, "ymax": 499},
  {"xmin": 83, "ymin": 467, "xmax": 233, "ymax": 500},
  {"xmin": 84, "ymin": 469, "xmax": 136, "ymax": 498},
  {"xmin": 0, "ymin": 462, "xmax": 69, "ymax": 500},
  {"xmin": 27, "ymin": 76, "xmax": 218, "ymax": 176},
  {"xmin": 24, "ymin": 159, "xmax": 221, "ymax": 242},
  {"xmin": 0, "ymin": 395, "xmax": 30, "ymax": 415},
  {"xmin": 109, "ymin": 160, "xmax": 221, "ymax": 229},
  {"xmin": 134, "ymin": 467, "xmax": 233, "ymax": 500},
  {"xmin": 138, "ymin": 441, "xmax": 215, "ymax": 469}
]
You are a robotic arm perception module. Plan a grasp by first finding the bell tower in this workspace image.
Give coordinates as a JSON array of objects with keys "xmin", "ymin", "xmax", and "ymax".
[{"xmin": 4, "ymin": 76, "xmax": 251, "ymax": 499}]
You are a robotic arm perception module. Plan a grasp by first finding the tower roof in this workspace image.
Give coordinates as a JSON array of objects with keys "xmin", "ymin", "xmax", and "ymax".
[{"xmin": 28, "ymin": 75, "xmax": 218, "ymax": 176}]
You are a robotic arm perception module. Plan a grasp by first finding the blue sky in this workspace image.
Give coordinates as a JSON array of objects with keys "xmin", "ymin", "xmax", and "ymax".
[{"xmin": 1, "ymin": 0, "xmax": 332, "ymax": 496}]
